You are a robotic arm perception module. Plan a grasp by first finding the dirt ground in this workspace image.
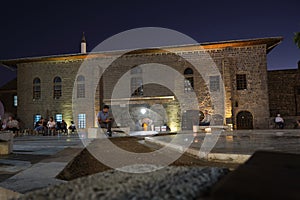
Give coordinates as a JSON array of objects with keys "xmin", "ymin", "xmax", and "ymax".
[{"xmin": 57, "ymin": 137, "xmax": 239, "ymax": 181}]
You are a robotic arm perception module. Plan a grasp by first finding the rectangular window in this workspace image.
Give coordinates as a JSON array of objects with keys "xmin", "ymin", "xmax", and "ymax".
[
  {"xmin": 13, "ymin": 95, "xmax": 17, "ymax": 107},
  {"xmin": 34, "ymin": 114, "xmax": 41, "ymax": 126},
  {"xmin": 78, "ymin": 114, "xmax": 86, "ymax": 129},
  {"xmin": 184, "ymin": 77, "xmax": 194, "ymax": 92},
  {"xmin": 77, "ymin": 84, "xmax": 85, "ymax": 98},
  {"xmin": 209, "ymin": 76, "xmax": 220, "ymax": 92},
  {"xmin": 236, "ymin": 74, "xmax": 247, "ymax": 90},
  {"xmin": 55, "ymin": 114, "xmax": 63, "ymax": 122},
  {"xmin": 53, "ymin": 85, "xmax": 62, "ymax": 99},
  {"xmin": 33, "ymin": 86, "xmax": 41, "ymax": 99}
]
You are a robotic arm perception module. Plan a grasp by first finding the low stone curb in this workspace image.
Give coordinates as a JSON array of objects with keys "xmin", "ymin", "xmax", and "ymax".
[{"xmin": 145, "ymin": 137, "xmax": 250, "ymax": 164}]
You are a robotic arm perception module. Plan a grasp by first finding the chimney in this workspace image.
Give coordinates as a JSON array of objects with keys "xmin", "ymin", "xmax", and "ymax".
[{"xmin": 81, "ymin": 32, "xmax": 86, "ymax": 54}]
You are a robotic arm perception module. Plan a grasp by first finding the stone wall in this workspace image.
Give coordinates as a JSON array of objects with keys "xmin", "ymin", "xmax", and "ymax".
[
  {"xmin": 16, "ymin": 43, "xmax": 272, "ymax": 130},
  {"xmin": 0, "ymin": 79, "xmax": 17, "ymax": 120},
  {"xmin": 268, "ymin": 68, "xmax": 300, "ymax": 128},
  {"xmin": 208, "ymin": 45, "xmax": 270, "ymax": 129},
  {"xmin": 17, "ymin": 60, "xmax": 83, "ymax": 129}
]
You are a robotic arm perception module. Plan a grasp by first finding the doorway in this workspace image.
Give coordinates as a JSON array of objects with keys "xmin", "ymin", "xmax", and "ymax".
[{"xmin": 236, "ymin": 111, "xmax": 253, "ymax": 129}]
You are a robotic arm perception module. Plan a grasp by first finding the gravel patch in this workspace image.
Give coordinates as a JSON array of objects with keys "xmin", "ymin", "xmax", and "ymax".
[{"xmin": 16, "ymin": 166, "xmax": 228, "ymax": 200}]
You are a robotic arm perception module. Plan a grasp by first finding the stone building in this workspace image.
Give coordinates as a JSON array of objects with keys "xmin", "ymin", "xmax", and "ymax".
[
  {"xmin": 0, "ymin": 36, "xmax": 283, "ymax": 131},
  {"xmin": 268, "ymin": 61, "xmax": 300, "ymax": 128},
  {"xmin": 0, "ymin": 79, "xmax": 17, "ymax": 119}
]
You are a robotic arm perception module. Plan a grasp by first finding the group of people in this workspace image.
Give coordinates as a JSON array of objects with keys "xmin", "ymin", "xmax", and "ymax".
[
  {"xmin": 0, "ymin": 116, "xmax": 20, "ymax": 133},
  {"xmin": 34, "ymin": 117, "xmax": 76, "ymax": 135}
]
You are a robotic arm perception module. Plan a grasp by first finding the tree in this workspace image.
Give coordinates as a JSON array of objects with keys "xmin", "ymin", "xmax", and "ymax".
[{"xmin": 294, "ymin": 32, "xmax": 300, "ymax": 49}]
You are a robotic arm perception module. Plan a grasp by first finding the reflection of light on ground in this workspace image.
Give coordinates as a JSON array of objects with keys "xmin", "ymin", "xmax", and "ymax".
[
  {"xmin": 194, "ymin": 139, "xmax": 199, "ymax": 143},
  {"xmin": 226, "ymin": 135, "xmax": 233, "ymax": 141}
]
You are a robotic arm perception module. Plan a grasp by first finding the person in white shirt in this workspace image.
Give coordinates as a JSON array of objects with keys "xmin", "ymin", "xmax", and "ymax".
[
  {"xmin": 47, "ymin": 117, "xmax": 56, "ymax": 135},
  {"xmin": 275, "ymin": 114, "xmax": 284, "ymax": 129}
]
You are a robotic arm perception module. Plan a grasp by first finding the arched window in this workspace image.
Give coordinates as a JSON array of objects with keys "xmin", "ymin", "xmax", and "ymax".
[
  {"xmin": 33, "ymin": 78, "xmax": 41, "ymax": 100},
  {"xmin": 184, "ymin": 68, "xmax": 194, "ymax": 75},
  {"xmin": 53, "ymin": 76, "xmax": 62, "ymax": 99},
  {"xmin": 131, "ymin": 66, "xmax": 143, "ymax": 96},
  {"xmin": 77, "ymin": 75, "xmax": 85, "ymax": 98},
  {"xmin": 184, "ymin": 68, "xmax": 194, "ymax": 92}
]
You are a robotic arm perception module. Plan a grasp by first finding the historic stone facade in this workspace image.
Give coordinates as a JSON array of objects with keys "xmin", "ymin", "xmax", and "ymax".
[
  {"xmin": 0, "ymin": 79, "xmax": 17, "ymax": 119},
  {"xmin": 268, "ymin": 61, "xmax": 300, "ymax": 128},
  {"xmin": 0, "ymin": 37, "xmax": 283, "ymax": 130}
]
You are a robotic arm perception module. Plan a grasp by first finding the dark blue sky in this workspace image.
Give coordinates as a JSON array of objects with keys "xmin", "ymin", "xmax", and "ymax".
[{"xmin": 0, "ymin": 0, "xmax": 299, "ymax": 86}]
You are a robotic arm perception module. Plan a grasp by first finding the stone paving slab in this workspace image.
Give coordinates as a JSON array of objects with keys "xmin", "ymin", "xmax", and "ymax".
[
  {"xmin": 145, "ymin": 136, "xmax": 250, "ymax": 164},
  {"xmin": 145, "ymin": 130, "xmax": 300, "ymax": 163},
  {"xmin": 0, "ymin": 160, "xmax": 31, "ymax": 173},
  {"xmin": 15, "ymin": 166, "xmax": 229, "ymax": 200},
  {"xmin": 0, "ymin": 162, "xmax": 67, "ymax": 193},
  {"xmin": 12, "ymin": 135, "xmax": 83, "ymax": 155}
]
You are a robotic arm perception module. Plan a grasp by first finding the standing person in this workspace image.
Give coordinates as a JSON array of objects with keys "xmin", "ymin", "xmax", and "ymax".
[
  {"xmin": 275, "ymin": 114, "xmax": 284, "ymax": 129},
  {"xmin": 47, "ymin": 117, "xmax": 56, "ymax": 135},
  {"xmin": 97, "ymin": 105, "xmax": 113, "ymax": 137},
  {"xmin": 199, "ymin": 110, "xmax": 211, "ymax": 126}
]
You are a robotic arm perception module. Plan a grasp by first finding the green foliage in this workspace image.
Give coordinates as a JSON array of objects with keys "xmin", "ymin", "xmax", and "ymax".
[{"xmin": 294, "ymin": 32, "xmax": 300, "ymax": 49}]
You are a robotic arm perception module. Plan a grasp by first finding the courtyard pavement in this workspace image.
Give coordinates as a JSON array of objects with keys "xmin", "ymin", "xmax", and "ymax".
[
  {"xmin": 0, "ymin": 135, "xmax": 84, "ymax": 194},
  {"xmin": 0, "ymin": 129, "xmax": 299, "ymax": 198},
  {"xmin": 145, "ymin": 129, "xmax": 300, "ymax": 163}
]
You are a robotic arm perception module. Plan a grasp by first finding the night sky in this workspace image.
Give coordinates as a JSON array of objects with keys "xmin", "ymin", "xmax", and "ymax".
[{"xmin": 0, "ymin": 0, "xmax": 299, "ymax": 86}]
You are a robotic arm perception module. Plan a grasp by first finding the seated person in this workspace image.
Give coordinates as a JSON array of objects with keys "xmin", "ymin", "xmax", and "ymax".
[
  {"xmin": 199, "ymin": 110, "xmax": 211, "ymax": 126},
  {"xmin": 295, "ymin": 120, "xmax": 300, "ymax": 129},
  {"xmin": 6, "ymin": 116, "xmax": 19, "ymax": 133},
  {"xmin": 61, "ymin": 120, "xmax": 68, "ymax": 133},
  {"xmin": 97, "ymin": 105, "xmax": 113, "ymax": 137},
  {"xmin": 47, "ymin": 117, "xmax": 56, "ymax": 135},
  {"xmin": 68, "ymin": 121, "xmax": 76, "ymax": 133},
  {"xmin": 34, "ymin": 118, "xmax": 46, "ymax": 133},
  {"xmin": 56, "ymin": 121, "xmax": 62, "ymax": 132},
  {"xmin": 275, "ymin": 114, "xmax": 284, "ymax": 129}
]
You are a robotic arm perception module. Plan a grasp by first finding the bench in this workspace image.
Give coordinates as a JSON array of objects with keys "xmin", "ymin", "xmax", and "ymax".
[
  {"xmin": 193, "ymin": 125, "xmax": 230, "ymax": 133},
  {"xmin": 87, "ymin": 127, "xmax": 130, "ymax": 138}
]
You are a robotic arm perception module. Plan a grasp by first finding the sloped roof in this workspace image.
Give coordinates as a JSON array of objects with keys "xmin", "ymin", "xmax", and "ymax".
[{"xmin": 0, "ymin": 37, "xmax": 283, "ymax": 66}]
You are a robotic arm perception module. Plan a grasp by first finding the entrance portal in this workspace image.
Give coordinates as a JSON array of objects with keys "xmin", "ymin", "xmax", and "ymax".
[{"xmin": 236, "ymin": 111, "xmax": 253, "ymax": 129}]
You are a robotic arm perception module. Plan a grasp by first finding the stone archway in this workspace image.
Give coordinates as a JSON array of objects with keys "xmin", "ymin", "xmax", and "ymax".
[{"xmin": 236, "ymin": 111, "xmax": 253, "ymax": 130}]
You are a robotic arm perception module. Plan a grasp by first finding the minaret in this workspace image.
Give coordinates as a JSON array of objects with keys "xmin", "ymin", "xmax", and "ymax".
[{"xmin": 81, "ymin": 32, "xmax": 86, "ymax": 54}]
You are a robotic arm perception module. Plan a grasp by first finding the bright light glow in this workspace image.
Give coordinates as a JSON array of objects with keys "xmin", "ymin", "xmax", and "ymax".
[
  {"xmin": 205, "ymin": 128, "xmax": 212, "ymax": 133},
  {"xmin": 228, "ymin": 124, "xmax": 233, "ymax": 131},
  {"xmin": 140, "ymin": 108, "xmax": 147, "ymax": 115}
]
